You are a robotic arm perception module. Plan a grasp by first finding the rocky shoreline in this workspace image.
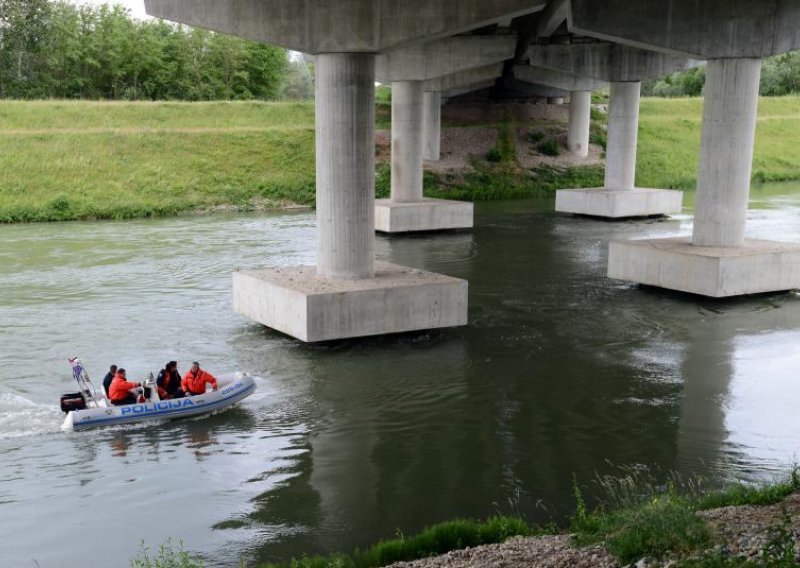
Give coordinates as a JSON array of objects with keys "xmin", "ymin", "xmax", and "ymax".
[{"xmin": 388, "ymin": 493, "xmax": 800, "ymax": 568}]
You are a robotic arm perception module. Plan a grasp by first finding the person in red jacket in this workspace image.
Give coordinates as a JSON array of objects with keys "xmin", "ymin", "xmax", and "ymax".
[
  {"xmin": 181, "ymin": 362, "xmax": 218, "ymax": 396},
  {"xmin": 108, "ymin": 369, "xmax": 142, "ymax": 406}
]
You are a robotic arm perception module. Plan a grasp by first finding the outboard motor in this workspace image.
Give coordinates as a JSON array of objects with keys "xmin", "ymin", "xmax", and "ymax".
[{"xmin": 60, "ymin": 392, "xmax": 87, "ymax": 413}]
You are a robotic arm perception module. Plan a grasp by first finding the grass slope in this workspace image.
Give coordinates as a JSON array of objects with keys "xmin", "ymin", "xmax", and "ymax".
[
  {"xmin": 637, "ymin": 96, "xmax": 800, "ymax": 189},
  {"xmin": 0, "ymin": 97, "xmax": 799, "ymax": 222},
  {"xmin": 0, "ymin": 101, "xmax": 316, "ymax": 222}
]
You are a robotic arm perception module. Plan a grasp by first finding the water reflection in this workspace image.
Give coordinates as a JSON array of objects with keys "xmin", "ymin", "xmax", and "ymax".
[{"xmin": 1, "ymin": 189, "xmax": 800, "ymax": 566}]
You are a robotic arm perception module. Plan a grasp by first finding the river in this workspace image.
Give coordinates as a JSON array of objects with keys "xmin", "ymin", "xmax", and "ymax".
[{"xmin": 1, "ymin": 184, "xmax": 800, "ymax": 567}]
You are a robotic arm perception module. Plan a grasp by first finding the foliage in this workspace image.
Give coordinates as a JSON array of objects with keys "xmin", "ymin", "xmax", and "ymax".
[
  {"xmin": 485, "ymin": 120, "xmax": 517, "ymax": 163},
  {"xmin": 537, "ymin": 138, "xmax": 561, "ymax": 156},
  {"xmin": 642, "ymin": 53, "xmax": 800, "ymax": 98},
  {"xmin": 693, "ymin": 468, "xmax": 800, "ymax": 511},
  {"xmin": 130, "ymin": 539, "xmax": 204, "ymax": 568},
  {"xmin": 0, "ymin": 0, "xmax": 288, "ymax": 100},
  {"xmin": 573, "ymin": 495, "xmax": 711, "ymax": 564},
  {"xmin": 262, "ymin": 516, "xmax": 531, "ymax": 568},
  {"xmin": 527, "ymin": 129, "xmax": 546, "ymax": 143},
  {"xmin": 375, "ymin": 85, "xmax": 391, "ymax": 107},
  {"xmin": 282, "ymin": 58, "xmax": 314, "ymax": 100}
]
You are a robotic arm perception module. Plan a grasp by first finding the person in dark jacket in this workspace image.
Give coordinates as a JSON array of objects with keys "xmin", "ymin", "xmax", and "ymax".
[
  {"xmin": 102, "ymin": 365, "xmax": 118, "ymax": 397},
  {"xmin": 156, "ymin": 361, "xmax": 184, "ymax": 399}
]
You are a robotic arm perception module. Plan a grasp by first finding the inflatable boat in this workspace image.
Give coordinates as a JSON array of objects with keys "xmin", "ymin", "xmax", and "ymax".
[{"xmin": 60, "ymin": 358, "xmax": 256, "ymax": 432}]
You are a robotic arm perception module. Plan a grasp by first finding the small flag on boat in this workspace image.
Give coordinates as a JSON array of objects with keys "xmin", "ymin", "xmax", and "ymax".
[{"xmin": 68, "ymin": 357, "xmax": 85, "ymax": 380}]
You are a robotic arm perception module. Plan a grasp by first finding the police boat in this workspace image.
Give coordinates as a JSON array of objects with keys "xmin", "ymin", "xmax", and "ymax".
[{"xmin": 60, "ymin": 358, "xmax": 256, "ymax": 432}]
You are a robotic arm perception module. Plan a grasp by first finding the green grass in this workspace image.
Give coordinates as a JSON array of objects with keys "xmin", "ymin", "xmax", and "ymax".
[
  {"xmin": 694, "ymin": 469, "xmax": 800, "ymax": 511},
  {"xmin": 261, "ymin": 516, "xmax": 532, "ymax": 568},
  {"xmin": 637, "ymin": 96, "xmax": 800, "ymax": 189},
  {"xmin": 569, "ymin": 466, "xmax": 800, "ymax": 565},
  {"xmin": 0, "ymin": 101, "xmax": 316, "ymax": 222},
  {"xmin": 1, "ymin": 96, "xmax": 799, "ymax": 222}
]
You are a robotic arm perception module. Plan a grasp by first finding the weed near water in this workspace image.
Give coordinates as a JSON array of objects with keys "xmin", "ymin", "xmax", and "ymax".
[
  {"xmin": 261, "ymin": 516, "xmax": 531, "ymax": 568},
  {"xmin": 130, "ymin": 539, "xmax": 205, "ymax": 568}
]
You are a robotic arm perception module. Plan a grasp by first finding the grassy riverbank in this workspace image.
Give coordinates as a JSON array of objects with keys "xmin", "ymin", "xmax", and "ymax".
[
  {"xmin": 133, "ymin": 470, "xmax": 800, "ymax": 567},
  {"xmin": 1, "ymin": 96, "xmax": 799, "ymax": 222}
]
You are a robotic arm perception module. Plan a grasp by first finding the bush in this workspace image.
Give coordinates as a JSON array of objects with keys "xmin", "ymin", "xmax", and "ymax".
[
  {"xmin": 527, "ymin": 129, "xmax": 546, "ymax": 143},
  {"xmin": 537, "ymin": 138, "xmax": 561, "ymax": 156}
]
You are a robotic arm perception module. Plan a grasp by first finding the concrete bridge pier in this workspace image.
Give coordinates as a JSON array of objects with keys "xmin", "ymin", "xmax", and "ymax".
[
  {"xmin": 374, "ymin": 37, "xmax": 517, "ymax": 234},
  {"xmin": 527, "ymin": 43, "xmax": 691, "ymax": 219},
  {"xmin": 556, "ymin": 79, "xmax": 682, "ymax": 218},
  {"xmin": 567, "ymin": 90, "xmax": 591, "ymax": 158},
  {"xmin": 604, "ymin": 81, "xmax": 639, "ymax": 190},
  {"xmin": 609, "ymin": 58, "xmax": 800, "ymax": 296},
  {"xmin": 234, "ymin": 52, "xmax": 468, "ymax": 340},
  {"xmin": 390, "ymin": 80, "xmax": 425, "ymax": 204},
  {"xmin": 423, "ymin": 91, "xmax": 442, "ymax": 161}
]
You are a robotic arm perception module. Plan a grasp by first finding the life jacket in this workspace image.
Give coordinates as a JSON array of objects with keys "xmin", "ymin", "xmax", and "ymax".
[
  {"xmin": 109, "ymin": 373, "xmax": 139, "ymax": 402},
  {"xmin": 181, "ymin": 369, "xmax": 218, "ymax": 395}
]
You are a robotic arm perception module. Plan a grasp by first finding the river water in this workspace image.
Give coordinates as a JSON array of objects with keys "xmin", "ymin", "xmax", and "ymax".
[{"xmin": 2, "ymin": 185, "xmax": 800, "ymax": 567}]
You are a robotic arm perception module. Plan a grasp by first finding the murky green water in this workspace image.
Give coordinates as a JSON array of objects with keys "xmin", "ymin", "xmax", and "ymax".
[{"xmin": 2, "ymin": 184, "xmax": 800, "ymax": 567}]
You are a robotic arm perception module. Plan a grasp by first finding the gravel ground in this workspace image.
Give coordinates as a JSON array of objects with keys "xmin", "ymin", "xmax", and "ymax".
[
  {"xmin": 385, "ymin": 535, "xmax": 617, "ymax": 568},
  {"xmin": 385, "ymin": 494, "xmax": 800, "ymax": 568},
  {"xmin": 697, "ymin": 492, "xmax": 800, "ymax": 561}
]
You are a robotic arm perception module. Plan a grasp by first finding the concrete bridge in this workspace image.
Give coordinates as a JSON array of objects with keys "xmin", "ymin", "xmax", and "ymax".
[{"xmin": 144, "ymin": 0, "xmax": 800, "ymax": 342}]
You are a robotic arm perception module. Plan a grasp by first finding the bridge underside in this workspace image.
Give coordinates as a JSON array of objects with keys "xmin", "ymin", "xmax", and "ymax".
[{"xmin": 143, "ymin": 0, "xmax": 800, "ymax": 340}]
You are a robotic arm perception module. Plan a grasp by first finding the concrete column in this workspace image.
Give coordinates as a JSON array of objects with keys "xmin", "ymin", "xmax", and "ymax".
[
  {"xmin": 315, "ymin": 53, "xmax": 375, "ymax": 280},
  {"xmin": 391, "ymin": 81, "xmax": 425, "ymax": 203},
  {"xmin": 423, "ymin": 91, "xmax": 442, "ymax": 161},
  {"xmin": 604, "ymin": 81, "xmax": 640, "ymax": 190},
  {"xmin": 567, "ymin": 90, "xmax": 591, "ymax": 157},
  {"xmin": 692, "ymin": 58, "xmax": 761, "ymax": 248}
]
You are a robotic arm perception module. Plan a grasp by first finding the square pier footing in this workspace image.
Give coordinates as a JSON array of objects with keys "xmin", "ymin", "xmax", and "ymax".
[
  {"xmin": 608, "ymin": 237, "xmax": 800, "ymax": 297},
  {"xmin": 556, "ymin": 188, "xmax": 683, "ymax": 218},
  {"xmin": 233, "ymin": 262, "xmax": 468, "ymax": 342},
  {"xmin": 375, "ymin": 198, "xmax": 473, "ymax": 233}
]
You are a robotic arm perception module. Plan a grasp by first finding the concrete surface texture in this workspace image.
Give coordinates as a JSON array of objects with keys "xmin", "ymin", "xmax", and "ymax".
[
  {"xmin": 692, "ymin": 58, "xmax": 761, "ymax": 248},
  {"xmin": 604, "ymin": 81, "xmax": 640, "ymax": 190},
  {"xmin": 233, "ymin": 263, "xmax": 469, "ymax": 342},
  {"xmin": 375, "ymin": 199, "xmax": 474, "ymax": 233},
  {"xmin": 143, "ymin": 0, "xmax": 546, "ymax": 54},
  {"xmin": 423, "ymin": 64, "xmax": 504, "ymax": 94},
  {"xmin": 568, "ymin": 0, "xmax": 800, "ymax": 59},
  {"xmin": 315, "ymin": 53, "xmax": 375, "ymax": 280},
  {"xmin": 608, "ymin": 238, "xmax": 800, "ymax": 298},
  {"xmin": 391, "ymin": 81, "xmax": 425, "ymax": 203},
  {"xmin": 377, "ymin": 36, "xmax": 516, "ymax": 82},
  {"xmin": 556, "ymin": 188, "xmax": 683, "ymax": 218},
  {"xmin": 567, "ymin": 90, "xmax": 591, "ymax": 157},
  {"xmin": 423, "ymin": 91, "xmax": 442, "ymax": 161},
  {"xmin": 528, "ymin": 43, "xmax": 698, "ymax": 82},
  {"xmin": 513, "ymin": 65, "xmax": 607, "ymax": 92}
]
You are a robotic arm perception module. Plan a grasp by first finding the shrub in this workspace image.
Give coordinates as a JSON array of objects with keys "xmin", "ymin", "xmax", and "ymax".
[{"xmin": 537, "ymin": 138, "xmax": 561, "ymax": 156}]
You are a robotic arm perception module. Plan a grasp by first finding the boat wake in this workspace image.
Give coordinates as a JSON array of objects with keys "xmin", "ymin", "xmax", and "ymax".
[{"xmin": 0, "ymin": 392, "xmax": 62, "ymax": 440}]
